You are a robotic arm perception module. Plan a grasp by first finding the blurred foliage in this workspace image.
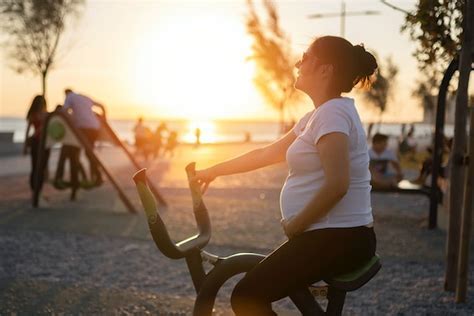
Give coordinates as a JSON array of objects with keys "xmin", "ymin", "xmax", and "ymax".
[
  {"xmin": 412, "ymin": 74, "xmax": 438, "ymax": 123},
  {"xmin": 245, "ymin": 0, "xmax": 304, "ymax": 132},
  {"xmin": 402, "ymin": 0, "xmax": 465, "ymax": 82},
  {"xmin": 0, "ymin": 0, "xmax": 85, "ymax": 97},
  {"xmin": 363, "ymin": 56, "xmax": 398, "ymax": 119}
]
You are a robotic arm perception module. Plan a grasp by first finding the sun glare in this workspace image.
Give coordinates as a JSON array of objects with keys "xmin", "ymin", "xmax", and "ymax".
[
  {"xmin": 183, "ymin": 120, "xmax": 218, "ymax": 144},
  {"xmin": 131, "ymin": 8, "xmax": 256, "ymax": 120}
]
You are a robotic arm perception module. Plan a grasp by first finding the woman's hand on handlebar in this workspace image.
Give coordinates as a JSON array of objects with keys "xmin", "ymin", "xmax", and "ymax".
[{"xmin": 193, "ymin": 167, "xmax": 217, "ymax": 194}]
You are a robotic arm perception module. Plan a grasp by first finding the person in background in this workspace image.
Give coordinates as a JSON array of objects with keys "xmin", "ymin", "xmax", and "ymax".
[
  {"xmin": 194, "ymin": 127, "xmax": 201, "ymax": 147},
  {"xmin": 400, "ymin": 123, "xmax": 406, "ymax": 139},
  {"xmin": 133, "ymin": 117, "xmax": 147, "ymax": 154},
  {"xmin": 62, "ymin": 88, "xmax": 105, "ymax": 186},
  {"xmin": 153, "ymin": 122, "xmax": 167, "ymax": 158},
  {"xmin": 243, "ymin": 131, "xmax": 252, "ymax": 143},
  {"xmin": 24, "ymin": 95, "xmax": 49, "ymax": 194},
  {"xmin": 52, "ymin": 104, "xmax": 90, "ymax": 199},
  {"xmin": 133, "ymin": 117, "xmax": 155, "ymax": 160},
  {"xmin": 163, "ymin": 131, "xmax": 178, "ymax": 157},
  {"xmin": 411, "ymin": 136, "xmax": 452, "ymax": 186},
  {"xmin": 399, "ymin": 124, "xmax": 417, "ymax": 160},
  {"xmin": 369, "ymin": 133, "xmax": 403, "ymax": 189}
]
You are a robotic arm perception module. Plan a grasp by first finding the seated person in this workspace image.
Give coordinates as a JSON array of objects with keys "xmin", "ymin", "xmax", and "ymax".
[
  {"xmin": 398, "ymin": 128, "xmax": 417, "ymax": 161},
  {"xmin": 369, "ymin": 133, "xmax": 403, "ymax": 189},
  {"xmin": 411, "ymin": 137, "xmax": 452, "ymax": 187}
]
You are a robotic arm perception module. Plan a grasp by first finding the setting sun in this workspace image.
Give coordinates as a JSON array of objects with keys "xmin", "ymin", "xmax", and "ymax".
[{"xmin": 130, "ymin": 7, "xmax": 257, "ymax": 120}]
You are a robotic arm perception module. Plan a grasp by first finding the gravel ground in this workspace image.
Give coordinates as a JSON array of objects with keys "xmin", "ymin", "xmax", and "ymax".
[
  {"xmin": 1, "ymin": 191, "xmax": 474, "ymax": 315},
  {"xmin": 1, "ymin": 143, "xmax": 474, "ymax": 315}
]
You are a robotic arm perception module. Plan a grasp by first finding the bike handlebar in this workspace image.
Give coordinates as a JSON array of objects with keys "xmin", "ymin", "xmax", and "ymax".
[{"xmin": 133, "ymin": 162, "xmax": 211, "ymax": 259}]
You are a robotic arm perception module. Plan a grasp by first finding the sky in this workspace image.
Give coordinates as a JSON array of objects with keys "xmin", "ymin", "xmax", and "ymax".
[{"xmin": 0, "ymin": 0, "xmax": 422, "ymax": 122}]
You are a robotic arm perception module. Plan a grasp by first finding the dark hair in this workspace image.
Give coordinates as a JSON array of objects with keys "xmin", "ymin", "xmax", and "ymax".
[
  {"xmin": 309, "ymin": 36, "xmax": 378, "ymax": 94},
  {"xmin": 372, "ymin": 133, "xmax": 388, "ymax": 144},
  {"xmin": 26, "ymin": 95, "xmax": 46, "ymax": 120},
  {"xmin": 65, "ymin": 88, "xmax": 73, "ymax": 94}
]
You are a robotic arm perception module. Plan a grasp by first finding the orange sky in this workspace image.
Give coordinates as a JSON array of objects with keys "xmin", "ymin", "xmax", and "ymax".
[{"xmin": 1, "ymin": 0, "xmax": 424, "ymax": 122}]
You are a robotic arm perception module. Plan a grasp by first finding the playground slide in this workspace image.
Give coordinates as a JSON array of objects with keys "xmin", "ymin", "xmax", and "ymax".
[{"xmin": 33, "ymin": 110, "xmax": 166, "ymax": 213}]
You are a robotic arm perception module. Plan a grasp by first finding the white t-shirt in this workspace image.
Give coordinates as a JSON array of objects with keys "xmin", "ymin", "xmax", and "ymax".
[
  {"xmin": 368, "ymin": 148, "xmax": 397, "ymax": 162},
  {"xmin": 280, "ymin": 97, "xmax": 373, "ymax": 231},
  {"xmin": 63, "ymin": 92, "xmax": 100, "ymax": 130},
  {"xmin": 368, "ymin": 148, "xmax": 398, "ymax": 175}
]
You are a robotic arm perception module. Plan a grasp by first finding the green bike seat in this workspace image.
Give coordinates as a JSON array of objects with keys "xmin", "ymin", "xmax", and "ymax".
[{"xmin": 325, "ymin": 254, "xmax": 381, "ymax": 292}]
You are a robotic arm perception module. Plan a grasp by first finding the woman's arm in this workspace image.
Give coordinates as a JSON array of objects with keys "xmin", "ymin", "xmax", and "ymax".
[
  {"xmin": 390, "ymin": 160, "xmax": 403, "ymax": 181},
  {"xmin": 23, "ymin": 121, "xmax": 32, "ymax": 155},
  {"xmin": 93, "ymin": 101, "xmax": 106, "ymax": 118},
  {"xmin": 282, "ymin": 132, "xmax": 350, "ymax": 237},
  {"xmin": 193, "ymin": 129, "xmax": 297, "ymax": 192}
]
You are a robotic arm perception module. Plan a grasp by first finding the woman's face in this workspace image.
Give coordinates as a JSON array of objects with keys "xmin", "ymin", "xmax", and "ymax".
[{"xmin": 294, "ymin": 49, "xmax": 333, "ymax": 97}]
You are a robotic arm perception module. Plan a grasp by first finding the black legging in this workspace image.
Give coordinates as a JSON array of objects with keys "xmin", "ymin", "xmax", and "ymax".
[
  {"xmin": 79, "ymin": 128, "xmax": 101, "ymax": 182},
  {"xmin": 30, "ymin": 137, "xmax": 50, "ymax": 192},
  {"xmin": 230, "ymin": 226, "xmax": 376, "ymax": 315}
]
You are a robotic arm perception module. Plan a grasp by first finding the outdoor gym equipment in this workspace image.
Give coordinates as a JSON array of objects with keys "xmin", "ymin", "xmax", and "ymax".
[
  {"xmin": 428, "ymin": 54, "xmax": 474, "ymax": 229},
  {"xmin": 371, "ymin": 54, "xmax": 474, "ymax": 229},
  {"xmin": 133, "ymin": 163, "xmax": 381, "ymax": 315},
  {"xmin": 34, "ymin": 109, "xmax": 166, "ymax": 212}
]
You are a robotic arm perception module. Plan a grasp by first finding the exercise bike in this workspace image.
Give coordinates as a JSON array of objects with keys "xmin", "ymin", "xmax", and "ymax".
[{"xmin": 133, "ymin": 163, "xmax": 381, "ymax": 315}]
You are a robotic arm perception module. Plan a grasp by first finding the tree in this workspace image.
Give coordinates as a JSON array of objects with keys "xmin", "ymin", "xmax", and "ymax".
[
  {"xmin": 362, "ymin": 56, "xmax": 398, "ymax": 123},
  {"xmin": 402, "ymin": 0, "xmax": 465, "ymax": 84},
  {"xmin": 412, "ymin": 75, "xmax": 438, "ymax": 123},
  {"xmin": 0, "ymin": 0, "xmax": 85, "ymax": 98},
  {"xmin": 245, "ymin": 0, "xmax": 303, "ymax": 133}
]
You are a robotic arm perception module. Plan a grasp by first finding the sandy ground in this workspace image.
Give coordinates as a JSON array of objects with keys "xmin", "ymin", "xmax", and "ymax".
[{"xmin": 1, "ymin": 142, "xmax": 474, "ymax": 315}]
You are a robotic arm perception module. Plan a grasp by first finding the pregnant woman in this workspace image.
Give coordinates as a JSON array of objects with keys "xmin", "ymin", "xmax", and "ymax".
[{"xmin": 193, "ymin": 35, "xmax": 378, "ymax": 315}]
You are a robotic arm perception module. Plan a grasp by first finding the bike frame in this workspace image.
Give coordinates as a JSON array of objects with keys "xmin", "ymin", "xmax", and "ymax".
[{"xmin": 133, "ymin": 163, "xmax": 322, "ymax": 315}]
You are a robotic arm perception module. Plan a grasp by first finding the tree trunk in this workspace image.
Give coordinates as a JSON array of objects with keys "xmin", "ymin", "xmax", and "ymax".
[
  {"xmin": 455, "ymin": 1, "xmax": 474, "ymax": 302},
  {"xmin": 41, "ymin": 71, "xmax": 47, "ymax": 100},
  {"xmin": 378, "ymin": 109, "xmax": 384, "ymax": 132},
  {"xmin": 456, "ymin": 94, "xmax": 474, "ymax": 303},
  {"xmin": 445, "ymin": 1, "xmax": 472, "ymax": 292}
]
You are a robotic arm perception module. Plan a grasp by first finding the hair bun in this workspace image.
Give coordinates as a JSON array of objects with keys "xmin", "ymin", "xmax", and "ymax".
[{"xmin": 353, "ymin": 44, "xmax": 377, "ymax": 77}]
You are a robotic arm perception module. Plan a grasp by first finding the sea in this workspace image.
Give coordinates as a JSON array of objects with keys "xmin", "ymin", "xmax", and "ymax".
[{"xmin": 0, "ymin": 116, "xmax": 453, "ymax": 148}]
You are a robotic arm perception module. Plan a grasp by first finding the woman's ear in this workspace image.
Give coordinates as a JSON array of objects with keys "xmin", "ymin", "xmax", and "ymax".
[{"xmin": 320, "ymin": 64, "xmax": 334, "ymax": 78}]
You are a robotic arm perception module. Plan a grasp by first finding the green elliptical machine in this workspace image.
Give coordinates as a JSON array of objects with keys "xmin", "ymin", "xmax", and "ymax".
[{"xmin": 133, "ymin": 163, "xmax": 381, "ymax": 315}]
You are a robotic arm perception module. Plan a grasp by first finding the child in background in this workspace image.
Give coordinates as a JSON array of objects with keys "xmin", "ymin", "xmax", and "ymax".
[
  {"xmin": 163, "ymin": 131, "xmax": 178, "ymax": 157},
  {"xmin": 369, "ymin": 133, "xmax": 403, "ymax": 189},
  {"xmin": 153, "ymin": 122, "xmax": 167, "ymax": 159}
]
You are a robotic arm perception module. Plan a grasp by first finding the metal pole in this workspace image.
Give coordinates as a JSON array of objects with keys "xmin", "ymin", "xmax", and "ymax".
[
  {"xmin": 341, "ymin": 1, "xmax": 346, "ymax": 37},
  {"xmin": 307, "ymin": 2, "xmax": 378, "ymax": 38},
  {"xmin": 430, "ymin": 58, "xmax": 458, "ymax": 229}
]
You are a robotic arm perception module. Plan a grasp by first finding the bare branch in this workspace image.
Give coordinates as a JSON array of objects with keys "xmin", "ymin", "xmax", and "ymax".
[{"xmin": 380, "ymin": 0, "xmax": 413, "ymax": 16}]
